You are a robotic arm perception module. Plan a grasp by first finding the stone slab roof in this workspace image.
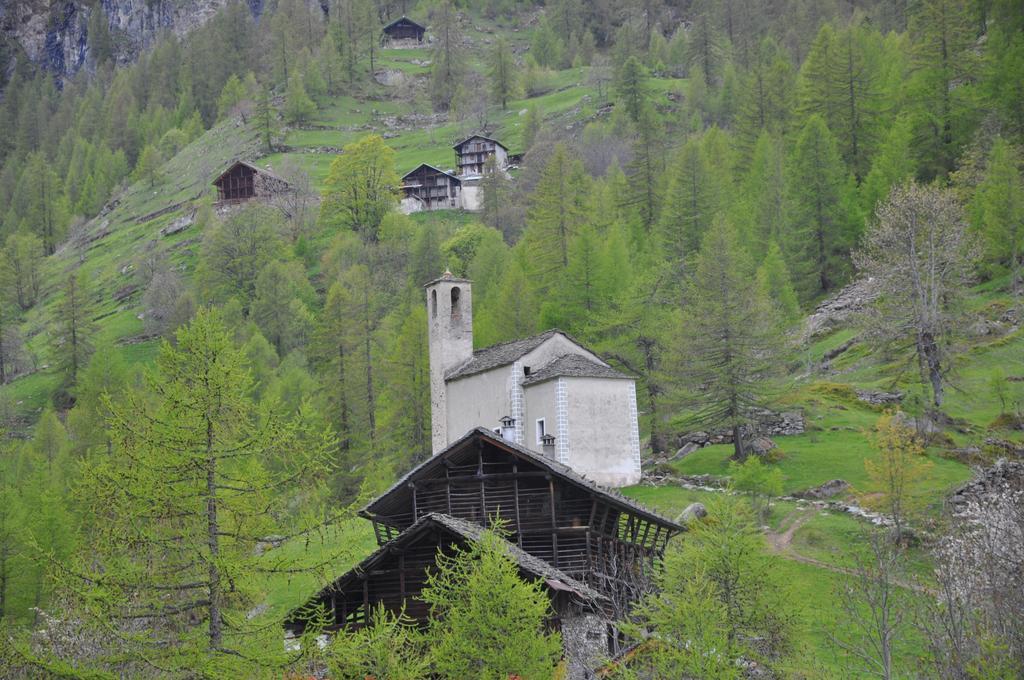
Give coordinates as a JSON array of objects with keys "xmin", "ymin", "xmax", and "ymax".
[
  {"xmin": 445, "ymin": 329, "xmax": 563, "ymax": 380},
  {"xmin": 453, "ymin": 134, "xmax": 509, "ymax": 152},
  {"xmin": 285, "ymin": 511, "xmax": 607, "ymax": 627},
  {"xmin": 522, "ymin": 353, "xmax": 632, "ymax": 386},
  {"xmin": 362, "ymin": 427, "xmax": 683, "ymax": 534}
]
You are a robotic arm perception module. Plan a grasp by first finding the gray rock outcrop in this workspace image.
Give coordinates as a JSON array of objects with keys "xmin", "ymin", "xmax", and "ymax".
[
  {"xmin": 794, "ymin": 479, "xmax": 850, "ymax": 500},
  {"xmin": 804, "ymin": 277, "xmax": 879, "ymax": 339},
  {"xmin": 679, "ymin": 502, "xmax": 707, "ymax": 524}
]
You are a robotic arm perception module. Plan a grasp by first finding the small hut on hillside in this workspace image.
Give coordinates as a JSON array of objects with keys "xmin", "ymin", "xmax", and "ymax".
[
  {"xmin": 212, "ymin": 160, "xmax": 290, "ymax": 204},
  {"xmin": 400, "ymin": 163, "xmax": 462, "ymax": 212},
  {"xmin": 381, "ymin": 16, "xmax": 426, "ymax": 46}
]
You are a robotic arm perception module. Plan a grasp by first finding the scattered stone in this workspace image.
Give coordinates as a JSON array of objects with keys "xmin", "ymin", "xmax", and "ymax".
[
  {"xmin": 949, "ymin": 459, "xmax": 1024, "ymax": 510},
  {"xmin": 675, "ymin": 410, "xmax": 804, "ymax": 447},
  {"xmin": 823, "ymin": 335, "xmax": 858, "ymax": 363},
  {"xmin": 112, "ymin": 284, "xmax": 139, "ymax": 302},
  {"xmin": 253, "ymin": 535, "xmax": 285, "ymax": 557},
  {"xmin": 804, "ymin": 277, "xmax": 880, "ymax": 339},
  {"xmin": 983, "ymin": 437, "xmax": 1024, "ymax": 457},
  {"xmin": 679, "ymin": 502, "xmax": 707, "ymax": 524},
  {"xmin": 670, "ymin": 442, "xmax": 700, "ymax": 461},
  {"xmin": 855, "ymin": 388, "xmax": 903, "ymax": 406},
  {"xmin": 745, "ymin": 436, "xmax": 777, "ymax": 457},
  {"xmin": 793, "ymin": 479, "xmax": 850, "ymax": 500},
  {"xmin": 159, "ymin": 211, "xmax": 194, "ymax": 237}
]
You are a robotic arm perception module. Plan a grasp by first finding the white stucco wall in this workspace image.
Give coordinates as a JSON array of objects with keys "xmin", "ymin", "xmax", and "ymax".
[
  {"xmin": 460, "ymin": 183, "xmax": 481, "ymax": 211},
  {"xmin": 520, "ymin": 335, "xmax": 604, "ymax": 372},
  {"xmin": 445, "ymin": 366, "xmax": 513, "ymax": 443},
  {"xmin": 523, "ymin": 380, "xmax": 558, "ymax": 457},
  {"xmin": 563, "ymin": 377, "xmax": 641, "ymax": 486}
]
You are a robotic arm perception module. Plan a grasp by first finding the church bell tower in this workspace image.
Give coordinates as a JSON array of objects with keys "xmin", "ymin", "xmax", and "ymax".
[{"xmin": 425, "ymin": 271, "xmax": 473, "ymax": 454}]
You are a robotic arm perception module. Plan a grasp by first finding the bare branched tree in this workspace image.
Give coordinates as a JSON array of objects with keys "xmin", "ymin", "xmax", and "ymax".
[
  {"xmin": 830, "ymin": 529, "xmax": 911, "ymax": 680},
  {"xmin": 855, "ymin": 183, "xmax": 978, "ymax": 409}
]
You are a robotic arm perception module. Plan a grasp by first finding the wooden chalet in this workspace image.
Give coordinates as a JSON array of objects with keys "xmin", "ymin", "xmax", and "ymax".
[
  {"xmin": 362, "ymin": 428, "xmax": 682, "ymax": 601},
  {"xmin": 212, "ymin": 160, "xmax": 290, "ymax": 203},
  {"xmin": 400, "ymin": 163, "xmax": 462, "ymax": 211},
  {"xmin": 381, "ymin": 16, "xmax": 426, "ymax": 45},
  {"xmin": 453, "ymin": 135, "xmax": 510, "ymax": 176}
]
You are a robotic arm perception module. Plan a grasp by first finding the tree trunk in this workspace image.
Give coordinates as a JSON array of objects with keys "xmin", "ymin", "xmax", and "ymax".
[
  {"xmin": 205, "ymin": 416, "xmax": 222, "ymax": 650},
  {"xmin": 918, "ymin": 330, "xmax": 944, "ymax": 407}
]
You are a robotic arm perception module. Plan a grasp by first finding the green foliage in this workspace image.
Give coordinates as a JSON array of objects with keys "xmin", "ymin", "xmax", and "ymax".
[
  {"xmin": 615, "ymin": 56, "xmax": 649, "ymax": 123},
  {"xmin": 325, "ymin": 604, "xmax": 429, "ymax": 679},
  {"xmin": 319, "ymin": 134, "xmax": 400, "ymax": 242},
  {"xmin": 284, "ymin": 76, "xmax": 317, "ymax": 124},
  {"xmin": 251, "ymin": 259, "xmax": 316, "ymax": 356},
  {"xmin": 729, "ymin": 455, "xmax": 785, "ymax": 524},
  {"xmin": 657, "ymin": 135, "xmax": 721, "ymax": 277},
  {"xmin": 51, "ymin": 268, "xmax": 97, "ymax": 388},
  {"xmin": 757, "ymin": 241, "xmax": 802, "ymax": 324},
  {"xmin": 421, "ymin": 525, "xmax": 563, "ymax": 679},
  {"xmin": 972, "ymin": 138, "xmax": 1024, "ymax": 296},
  {"xmin": 487, "ymin": 38, "xmax": 518, "ymax": 108},
  {"xmin": 198, "ymin": 204, "xmax": 286, "ymax": 305},
  {"xmin": 55, "ymin": 308, "xmax": 337, "ymax": 675},
  {"xmin": 429, "ymin": 1, "xmax": 465, "ymax": 111},
  {"xmin": 133, "ymin": 144, "xmax": 164, "ymax": 188},
  {"xmin": 672, "ymin": 217, "xmax": 784, "ymax": 460}
]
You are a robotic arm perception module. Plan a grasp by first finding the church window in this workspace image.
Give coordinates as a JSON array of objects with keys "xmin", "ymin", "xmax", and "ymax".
[
  {"xmin": 450, "ymin": 287, "xmax": 461, "ymax": 320},
  {"xmin": 536, "ymin": 418, "xmax": 546, "ymax": 445},
  {"xmin": 431, "ymin": 290, "xmax": 437, "ymax": 318}
]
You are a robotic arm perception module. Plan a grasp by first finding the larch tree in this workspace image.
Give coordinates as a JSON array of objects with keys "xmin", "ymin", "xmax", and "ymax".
[
  {"xmin": 284, "ymin": 75, "xmax": 316, "ymax": 124},
  {"xmin": 319, "ymin": 134, "xmax": 400, "ymax": 242},
  {"xmin": 740, "ymin": 131, "xmax": 787, "ymax": 260},
  {"xmin": 859, "ymin": 114, "xmax": 915, "ymax": 218},
  {"xmin": 657, "ymin": 135, "xmax": 722, "ymax": 281},
  {"xmin": 21, "ymin": 152, "xmax": 68, "ymax": 255},
  {"xmin": 487, "ymin": 37, "xmax": 518, "ymax": 109},
  {"xmin": 828, "ymin": 19, "xmax": 885, "ymax": 182},
  {"xmin": 198, "ymin": 204, "xmax": 285, "ymax": 305},
  {"xmin": 58, "ymin": 308, "xmax": 337, "ymax": 675},
  {"xmin": 429, "ymin": 0, "xmax": 465, "ymax": 111},
  {"xmin": 251, "ymin": 259, "xmax": 316, "ymax": 356},
  {"xmin": 972, "ymin": 138, "xmax": 1024, "ymax": 304},
  {"xmin": 479, "ymin": 155, "xmax": 516, "ymax": 240},
  {"xmin": 133, "ymin": 144, "xmax": 164, "ymax": 188},
  {"xmin": 625, "ymin": 103, "xmax": 665, "ymax": 231},
  {"xmin": 673, "ymin": 217, "xmax": 782, "ymax": 461},
  {"xmin": 51, "ymin": 268, "xmax": 97, "ymax": 388},
  {"xmin": 421, "ymin": 526, "xmax": 563, "ymax": 679},
  {"xmin": 522, "ymin": 143, "xmax": 589, "ymax": 295},
  {"xmin": 861, "ymin": 412, "xmax": 933, "ymax": 542},
  {"xmin": 855, "ymin": 182, "xmax": 977, "ymax": 409},
  {"xmin": 254, "ymin": 84, "xmax": 279, "ymax": 152},
  {"xmin": 377, "ymin": 302, "xmax": 431, "ymax": 469},
  {"xmin": 756, "ymin": 241, "xmax": 802, "ymax": 325},
  {"xmin": 615, "ymin": 55, "xmax": 650, "ymax": 124},
  {"xmin": 785, "ymin": 114, "xmax": 859, "ymax": 300}
]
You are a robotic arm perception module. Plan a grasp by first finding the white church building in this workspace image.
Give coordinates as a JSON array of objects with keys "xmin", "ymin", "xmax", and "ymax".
[{"xmin": 426, "ymin": 272, "xmax": 642, "ymax": 487}]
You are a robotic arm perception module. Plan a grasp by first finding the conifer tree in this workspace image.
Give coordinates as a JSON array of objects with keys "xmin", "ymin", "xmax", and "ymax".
[
  {"xmin": 284, "ymin": 76, "xmax": 316, "ymax": 124},
  {"xmin": 421, "ymin": 526, "xmax": 562, "ymax": 679},
  {"xmin": 673, "ymin": 217, "xmax": 782, "ymax": 461},
  {"xmin": 741, "ymin": 131, "xmax": 787, "ymax": 259},
  {"xmin": 3, "ymin": 232, "xmax": 42, "ymax": 311},
  {"xmin": 686, "ymin": 0, "xmax": 722, "ymax": 86},
  {"xmin": 488, "ymin": 37, "xmax": 518, "ymax": 109},
  {"xmin": 378, "ymin": 302, "xmax": 431, "ymax": 468},
  {"xmin": 736, "ymin": 37, "xmax": 795, "ymax": 161},
  {"xmin": 614, "ymin": 56, "xmax": 649, "ymax": 124},
  {"xmin": 756, "ymin": 242, "xmax": 802, "ymax": 325},
  {"xmin": 785, "ymin": 114, "xmax": 858, "ymax": 299},
  {"xmin": 60, "ymin": 309, "xmax": 336, "ymax": 674},
  {"xmin": 480, "ymin": 155, "xmax": 515, "ymax": 239},
  {"xmin": 133, "ymin": 144, "xmax": 164, "ymax": 188},
  {"xmin": 972, "ymin": 139, "xmax": 1024, "ymax": 303},
  {"xmin": 251, "ymin": 259, "xmax": 316, "ymax": 356},
  {"xmin": 254, "ymin": 84, "xmax": 279, "ymax": 151},
  {"xmin": 522, "ymin": 103, "xmax": 543, "ymax": 152},
  {"xmin": 21, "ymin": 152, "xmax": 68, "ymax": 255},
  {"xmin": 860, "ymin": 115, "xmax": 915, "ymax": 218},
  {"xmin": 52, "ymin": 268, "xmax": 96, "ymax": 387},
  {"xmin": 430, "ymin": 0, "xmax": 465, "ymax": 111},
  {"xmin": 829, "ymin": 20, "xmax": 885, "ymax": 182},
  {"xmin": 522, "ymin": 144, "xmax": 589, "ymax": 294},
  {"xmin": 657, "ymin": 136, "xmax": 721, "ymax": 279},
  {"xmin": 625, "ymin": 103, "xmax": 666, "ymax": 231}
]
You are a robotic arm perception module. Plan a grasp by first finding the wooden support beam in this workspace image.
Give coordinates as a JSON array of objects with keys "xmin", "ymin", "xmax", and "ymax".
[
  {"xmin": 410, "ymin": 482, "xmax": 418, "ymax": 520},
  {"xmin": 512, "ymin": 461, "xmax": 523, "ymax": 547},
  {"xmin": 399, "ymin": 553, "xmax": 406, "ymax": 600}
]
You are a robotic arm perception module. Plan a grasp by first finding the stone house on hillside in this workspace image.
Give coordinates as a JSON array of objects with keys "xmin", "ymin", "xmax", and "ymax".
[
  {"xmin": 426, "ymin": 272, "xmax": 642, "ymax": 487},
  {"xmin": 454, "ymin": 134, "xmax": 510, "ymax": 176},
  {"xmin": 399, "ymin": 163, "xmax": 462, "ymax": 212},
  {"xmin": 211, "ymin": 160, "xmax": 290, "ymax": 204}
]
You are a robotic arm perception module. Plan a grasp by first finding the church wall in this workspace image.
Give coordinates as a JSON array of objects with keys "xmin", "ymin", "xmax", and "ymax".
[
  {"xmin": 564, "ymin": 377, "xmax": 642, "ymax": 486},
  {"xmin": 523, "ymin": 380, "xmax": 558, "ymax": 456},
  {"xmin": 521, "ymin": 335, "xmax": 603, "ymax": 374},
  {"xmin": 445, "ymin": 366, "xmax": 513, "ymax": 443}
]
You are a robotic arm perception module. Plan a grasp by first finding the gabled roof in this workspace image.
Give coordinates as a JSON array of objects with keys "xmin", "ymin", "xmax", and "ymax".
[
  {"xmin": 445, "ymin": 329, "xmax": 564, "ymax": 380},
  {"xmin": 382, "ymin": 15, "xmax": 426, "ymax": 32},
  {"xmin": 453, "ymin": 134, "xmax": 509, "ymax": 152},
  {"xmin": 211, "ymin": 159, "xmax": 287, "ymax": 186},
  {"xmin": 285, "ymin": 511, "xmax": 607, "ymax": 628},
  {"xmin": 362, "ymin": 427, "xmax": 683, "ymax": 534},
  {"xmin": 522, "ymin": 353, "xmax": 633, "ymax": 386},
  {"xmin": 401, "ymin": 163, "xmax": 461, "ymax": 183}
]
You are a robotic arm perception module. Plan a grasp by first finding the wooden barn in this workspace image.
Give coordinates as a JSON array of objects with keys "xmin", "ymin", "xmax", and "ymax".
[
  {"xmin": 381, "ymin": 16, "xmax": 426, "ymax": 46},
  {"xmin": 453, "ymin": 134, "xmax": 510, "ymax": 176},
  {"xmin": 285, "ymin": 428, "xmax": 681, "ymax": 677},
  {"xmin": 212, "ymin": 160, "xmax": 290, "ymax": 203},
  {"xmin": 400, "ymin": 163, "xmax": 462, "ymax": 212}
]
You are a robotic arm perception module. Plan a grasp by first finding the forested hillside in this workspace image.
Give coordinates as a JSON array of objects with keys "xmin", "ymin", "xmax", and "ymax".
[{"xmin": 1, "ymin": 0, "xmax": 1023, "ymax": 677}]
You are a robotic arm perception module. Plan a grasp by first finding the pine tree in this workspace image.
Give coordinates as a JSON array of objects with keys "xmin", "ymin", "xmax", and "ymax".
[
  {"xmin": 672, "ymin": 217, "xmax": 782, "ymax": 461},
  {"xmin": 52, "ymin": 268, "xmax": 96, "ymax": 387},
  {"xmin": 21, "ymin": 152, "xmax": 68, "ymax": 255},
  {"xmin": 133, "ymin": 144, "xmax": 164, "ymax": 188},
  {"xmin": 487, "ymin": 37, "xmax": 518, "ymax": 109},
  {"xmin": 254, "ymin": 84, "xmax": 279, "ymax": 152},
  {"xmin": 3, "ymin": 232, "xmax": 42, "ymax": 311},
  {"xmin": 614, "ymin": 56, "xmax": 649, "ymax": 124},
  {"xmin": 60, "ymin": 309, "xmax": 336, "ymax": 674},
  {"xmin": 785, "ymin": 114, "xmax": 859, "ymax": 299},
  {"xmin": 522, "ymin": 103, "xmax": 543, "ymax": 152},
  {"xmin": 625, "ymin": 103, "xmax": 665, "ymax": 231},
  {"xmin": 421, "ymin": 525, "xmax": 563, "ymax": 679},
  {"xmin": 686, "ymin": 0, "xmax": 722, "ymax": 87},
  {"xmin": 378, "ymin": 302, "xmax": 431, "ymax": 468},
  {"xmin": 740, "ymin": 131, "xmax": 787, "ymax": 259},
  {"xmin": 480, "ymin": 155, "xmax": 515, "ymax": 239},
  {"xmin": 860, "ymin": 115, "xmax": 915, "ymax": 218},
  {"xmin": 973, "ymin": 139, "xmax": 1024, "ymax": 303},
  {"xmin": 828, "ymin": 20, "xmax": 885, "ymax": 182}
]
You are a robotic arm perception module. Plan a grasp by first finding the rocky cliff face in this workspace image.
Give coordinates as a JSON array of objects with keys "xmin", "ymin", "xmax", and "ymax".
[{"xmin": 1, "ymin": 0, "xmax": 263, "ymax": 78}]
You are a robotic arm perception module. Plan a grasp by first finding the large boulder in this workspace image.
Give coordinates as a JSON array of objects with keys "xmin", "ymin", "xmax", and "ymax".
[
  {"xmin": 679, "ymin": 502, "xmax": 708, "ymax": 524},
  {"xmin": 670, "ymin": 442, "xmax": 701, "ymax": 461},
  {"xmin": 745, "ymin": 436, "xmax": 777, "ymax": 458}
]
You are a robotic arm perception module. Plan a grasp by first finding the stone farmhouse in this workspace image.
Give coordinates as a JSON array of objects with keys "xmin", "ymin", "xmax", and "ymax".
[
  {"xmin": 426, "ymin": 272, "xmax": 643, "ymax": 488},
  {"xmin": 399, "ymin": 134, "xmax": 512, "ymax": 214},
  {"xmin": 211, "ymin": 160, "xmax": 290, "ymax": 205}
]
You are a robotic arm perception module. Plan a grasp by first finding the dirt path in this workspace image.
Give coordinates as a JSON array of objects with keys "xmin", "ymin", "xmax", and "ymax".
[{"xmin": 765, "ymin": 508, "xmax": 935, "ymax": 595}]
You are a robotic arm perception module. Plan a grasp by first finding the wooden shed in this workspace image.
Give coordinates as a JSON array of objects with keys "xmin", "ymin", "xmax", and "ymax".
[
  {"xmin": 212, "ymin": 160, "xmax": 290, "ymax": 203},
  {"xmin": 381, "ymin": 16, "xmax": 426, "ymax": 45},
  {"xmin": 400, "ymin": 163, "xmax": 462, "ymax": 212}
]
